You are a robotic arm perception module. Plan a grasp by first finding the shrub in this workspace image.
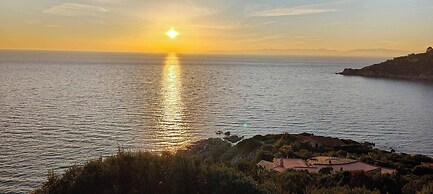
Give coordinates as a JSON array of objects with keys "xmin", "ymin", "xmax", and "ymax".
[
  {"xmin": 319, "ymin": 167, "xmax": 333, "ymax": 175},
  {"xmin": 33, "ymin": 151, "xmax": 269, "ymax": 194},
  {"xmin": 256, "ymin": 150, "xmax": 274, "ymax": 162},
  {"xmin": 417, "ymin": 181, "xmax": 433, "ymax": 194},
  {"xmin": 413, "ymin": 166, "xmax": 433, "ymax": 176}
]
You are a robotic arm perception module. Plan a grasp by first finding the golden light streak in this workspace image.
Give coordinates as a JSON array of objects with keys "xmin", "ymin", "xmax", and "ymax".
[{"xmin": 158, "ymin": 53, "xmax": 190, "ymax": 151}]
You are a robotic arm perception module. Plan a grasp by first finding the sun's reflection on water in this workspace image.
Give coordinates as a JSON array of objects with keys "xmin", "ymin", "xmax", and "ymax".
[{"xmin": 158, "ymin": 53, "xmax": 190, "ymax": 151}]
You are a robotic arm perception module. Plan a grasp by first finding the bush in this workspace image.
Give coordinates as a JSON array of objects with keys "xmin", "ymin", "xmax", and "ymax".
[
  {"xmin": 237, "ymin": 138, "xmax": 263, "ymax": 153},
  {"xmin": 417, "ymin": 181, "xmax": 433, "ymax": 194},
  {"xmin": 402, "ymin": 175, "xmax": 433, "ymax": 194},
  {"xmin": 319, "ymin": 167, "xmax": 333, "ymax": 175},
  {"xmin": 413, "ymin": 166, "xmax": 433, "ymax": 175},
  {"xmin": 33, "ymin": 151, "xmax": 269, "ymax": 194},
  {"xmin": 296, "ymin": 149, "xmax": 313, "ymax": 159},
  {"xmin": 273, "ymin": 133, "xmax": 297, "ymax": 148},
  {"xmin": 275, "ymin": 171, "xmax": 313, "ymax": 194},
  {"xmin": 256, "ymin": 150, "xmax": 274, "ymax": 162}
]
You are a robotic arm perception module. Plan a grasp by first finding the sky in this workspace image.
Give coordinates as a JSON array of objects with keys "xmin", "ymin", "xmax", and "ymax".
[{"xmin": 1, "ymin": 0, "xmax": 432, "ymax": 56}]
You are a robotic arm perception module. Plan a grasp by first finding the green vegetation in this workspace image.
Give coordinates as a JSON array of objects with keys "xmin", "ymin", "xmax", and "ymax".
[
  {"xmin": 34, "ymin": 133, "xmax": 433, "ymax": 194},
  {"xmin": 33, "ymin": 151, "xmax": 266, "ymax": 194}
]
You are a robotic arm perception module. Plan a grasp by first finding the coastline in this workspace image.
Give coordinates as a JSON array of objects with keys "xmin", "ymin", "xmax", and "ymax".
[{"xmin": 33, "ymin": 133, "xmax": 433, "ymax": 194}]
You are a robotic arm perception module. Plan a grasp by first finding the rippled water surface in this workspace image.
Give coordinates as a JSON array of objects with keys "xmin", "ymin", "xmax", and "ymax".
[{"xmin": 1, "ymin": 51, "xmax": 433, "ymax": 193}]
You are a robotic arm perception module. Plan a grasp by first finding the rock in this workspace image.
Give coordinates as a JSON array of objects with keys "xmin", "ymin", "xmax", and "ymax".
[
  {"xmin": 223, "ymin": 135, "xmax": 244, "ymax": 143},
  {"xmin": 427, "ymin": 47, "xmax": 433, "ymax": 54},
  {"xmin": 338, "ymin": 48, "xmax": 433, "ymax": 81},
  {"xmin": 224, "ymin": 131, "xmax": 231, "ymax": 136},
  {"xmin": 337, "ymin": 68, "xmax": 364, "ymax": 76},
  {"xmin": 185, "ymin": 138, "xmax": 231, "ymax": 160}
]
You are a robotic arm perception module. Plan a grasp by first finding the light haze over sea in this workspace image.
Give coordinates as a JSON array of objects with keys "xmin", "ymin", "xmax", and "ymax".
[{"xmin": 1, "ymin": 50, "xmax": 433, "ymax": 193}]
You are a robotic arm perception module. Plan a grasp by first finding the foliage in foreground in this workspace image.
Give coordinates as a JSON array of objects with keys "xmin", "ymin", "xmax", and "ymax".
[
  {"xmin": 33, "ymin": 151, "xmax": 265, "ymax": 194},
  {"xmin": 33, "ymin": 150, "xmax": 433, "ymax": 194},
  {"xmin": 34, "ymin": 133, "xmax": 433, "ymax": 194}
]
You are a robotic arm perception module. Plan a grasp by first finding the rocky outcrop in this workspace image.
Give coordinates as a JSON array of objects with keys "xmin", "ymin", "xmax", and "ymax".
[
  {"xmin": 183, "ymin": 133, "xmax": 366, "ymax": 163},
  {"xmin": 338, "ymin": 47, "xmax": 433, "ymax": 81},
  {"xmin": 427, "ymin": 47, "xmax": 433, "ymax": 54}
]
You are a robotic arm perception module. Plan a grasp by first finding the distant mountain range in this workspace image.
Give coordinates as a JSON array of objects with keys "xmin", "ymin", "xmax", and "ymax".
[{"xmin": 207, "ymin": 48, "xmax": 409, "ymax": 57}]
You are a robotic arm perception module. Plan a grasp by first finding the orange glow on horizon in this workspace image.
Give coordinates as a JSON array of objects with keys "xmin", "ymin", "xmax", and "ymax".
[{"xmin": 1, "ymin": 1, "xmax": 431, "ymax": 56}]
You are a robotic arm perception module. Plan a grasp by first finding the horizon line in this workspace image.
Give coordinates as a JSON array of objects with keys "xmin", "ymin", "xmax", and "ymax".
[{"xmin": 0, "ymin": 47, "xmax": 417, "ymax": 58}]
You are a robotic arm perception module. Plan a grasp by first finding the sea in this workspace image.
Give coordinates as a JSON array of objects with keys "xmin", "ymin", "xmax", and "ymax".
[{"xmin": 1, "ymin": 50, "xmax": 433, "ymax": 193}]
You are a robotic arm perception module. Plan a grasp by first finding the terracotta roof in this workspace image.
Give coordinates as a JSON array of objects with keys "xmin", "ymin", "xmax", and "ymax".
[
  {"xmin": 422, "ymin": 162, "xmax": 433, "ymax": 168},
  {"xmin": 257, "ymin": 157, "xmax": 396, "ymax": 174},
  {"xmin": 273, "ymin": 158, "xmax": 308, "ymax": 168},
  {"xmin": 308, "ymin": 156, "xmax": 356, "ymax": 165},
  {"xmin": 324, "ymin": 162, "xmax": 378, "ymax": 172},
  {"xmin": 294, "ymin": 167, "xmax": 320, "ymax": 173},
  {"xmin": 380, "ymin": 167, "xmax": 397, "ymax": 174},
  {"xmin": 257, "ymin": 160, "xmax": 274, "ymax": 171},
  {"xmin": 272, "ymin": 167, "xmax": 286, "ymax": 173}
]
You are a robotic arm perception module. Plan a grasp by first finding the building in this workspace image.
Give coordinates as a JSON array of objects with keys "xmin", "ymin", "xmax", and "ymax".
[
  {"xmin": 421, "ymin": 162, "xmax": 433, "ymax": 168},
  {"xmin": 257, "ymin": 156, "xmax": 396, "ymax": 174}
]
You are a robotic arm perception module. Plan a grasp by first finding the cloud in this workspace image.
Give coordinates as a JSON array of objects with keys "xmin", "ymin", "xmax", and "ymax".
[
  {"xmin": 43, "ymin": 24, "xmax": 61, "ymax": 28},
  {"xmin": 248, "ymin": 5, "xmax": 337, "ymax": 17},
  {"xmin": 42, "ymin": 3, "xmax": 109, "ymax": 17},
  {"xmin": 92, "ymin": 0, "xmax": 120, "ymax": 4},
  {"xmin": 243, "ymin": 34, "xmax": 290, "ymax": 42},
  {"xmin": 190, "ymin": 23, "xmax": 240, "ymax": 30},
  {"xmin": 189, "ymin": 5, "xmax": 218, "ymax": 16},
  {"xmin": 91, "ymin": 0, "xmax": 125, "ymax": 6},
  {"xmin": 325, "ymin": 21, "xmax": 345, "ymax": 26}
]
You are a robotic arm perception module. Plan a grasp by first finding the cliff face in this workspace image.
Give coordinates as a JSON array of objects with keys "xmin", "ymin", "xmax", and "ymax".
[{"xmin": 339, "ymin": 48, "xmax": 433, "ymax": 81}]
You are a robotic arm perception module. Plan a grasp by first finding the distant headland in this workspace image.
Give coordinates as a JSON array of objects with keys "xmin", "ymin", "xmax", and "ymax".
[{"xmin": 338, "ymin": 47, "xmax": 433, "ymax": 81}]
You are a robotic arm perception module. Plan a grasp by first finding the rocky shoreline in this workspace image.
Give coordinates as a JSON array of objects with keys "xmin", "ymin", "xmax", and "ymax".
[{"xmin": 338, "ymin": 47, "xmax": 433, "ymax": 81}]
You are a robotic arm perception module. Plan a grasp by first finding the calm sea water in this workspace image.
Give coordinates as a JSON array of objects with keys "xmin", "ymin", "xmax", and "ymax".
[{"xmin": 1, "ymin": 50, "xmax": 433, "ymax": 193}]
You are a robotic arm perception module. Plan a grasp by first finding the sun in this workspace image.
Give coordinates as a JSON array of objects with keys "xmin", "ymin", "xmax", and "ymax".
[{"xmin": 166, "ymin": 28, "xmax": 179, "ymax": 39}]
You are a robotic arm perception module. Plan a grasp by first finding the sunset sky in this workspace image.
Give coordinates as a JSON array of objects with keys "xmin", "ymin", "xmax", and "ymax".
[{"xmin": 1, "ymin": 0, "xmax": 432, "ymax": 55}]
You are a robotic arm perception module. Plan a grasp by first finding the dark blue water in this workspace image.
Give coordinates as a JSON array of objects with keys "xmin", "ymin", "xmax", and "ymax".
[{"xmin": 1, "ymin": 50, "xmax": 433, "ymax": 193}]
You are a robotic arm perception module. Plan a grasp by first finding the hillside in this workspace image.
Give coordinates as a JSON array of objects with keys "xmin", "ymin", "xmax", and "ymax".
[
  {"xmin": 33, "ymin": 133, "xmax": 433, "ymax": 194},
  {"xmin": 339, "ymin": 47, "xmax": 433, "ymax": 81}
]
